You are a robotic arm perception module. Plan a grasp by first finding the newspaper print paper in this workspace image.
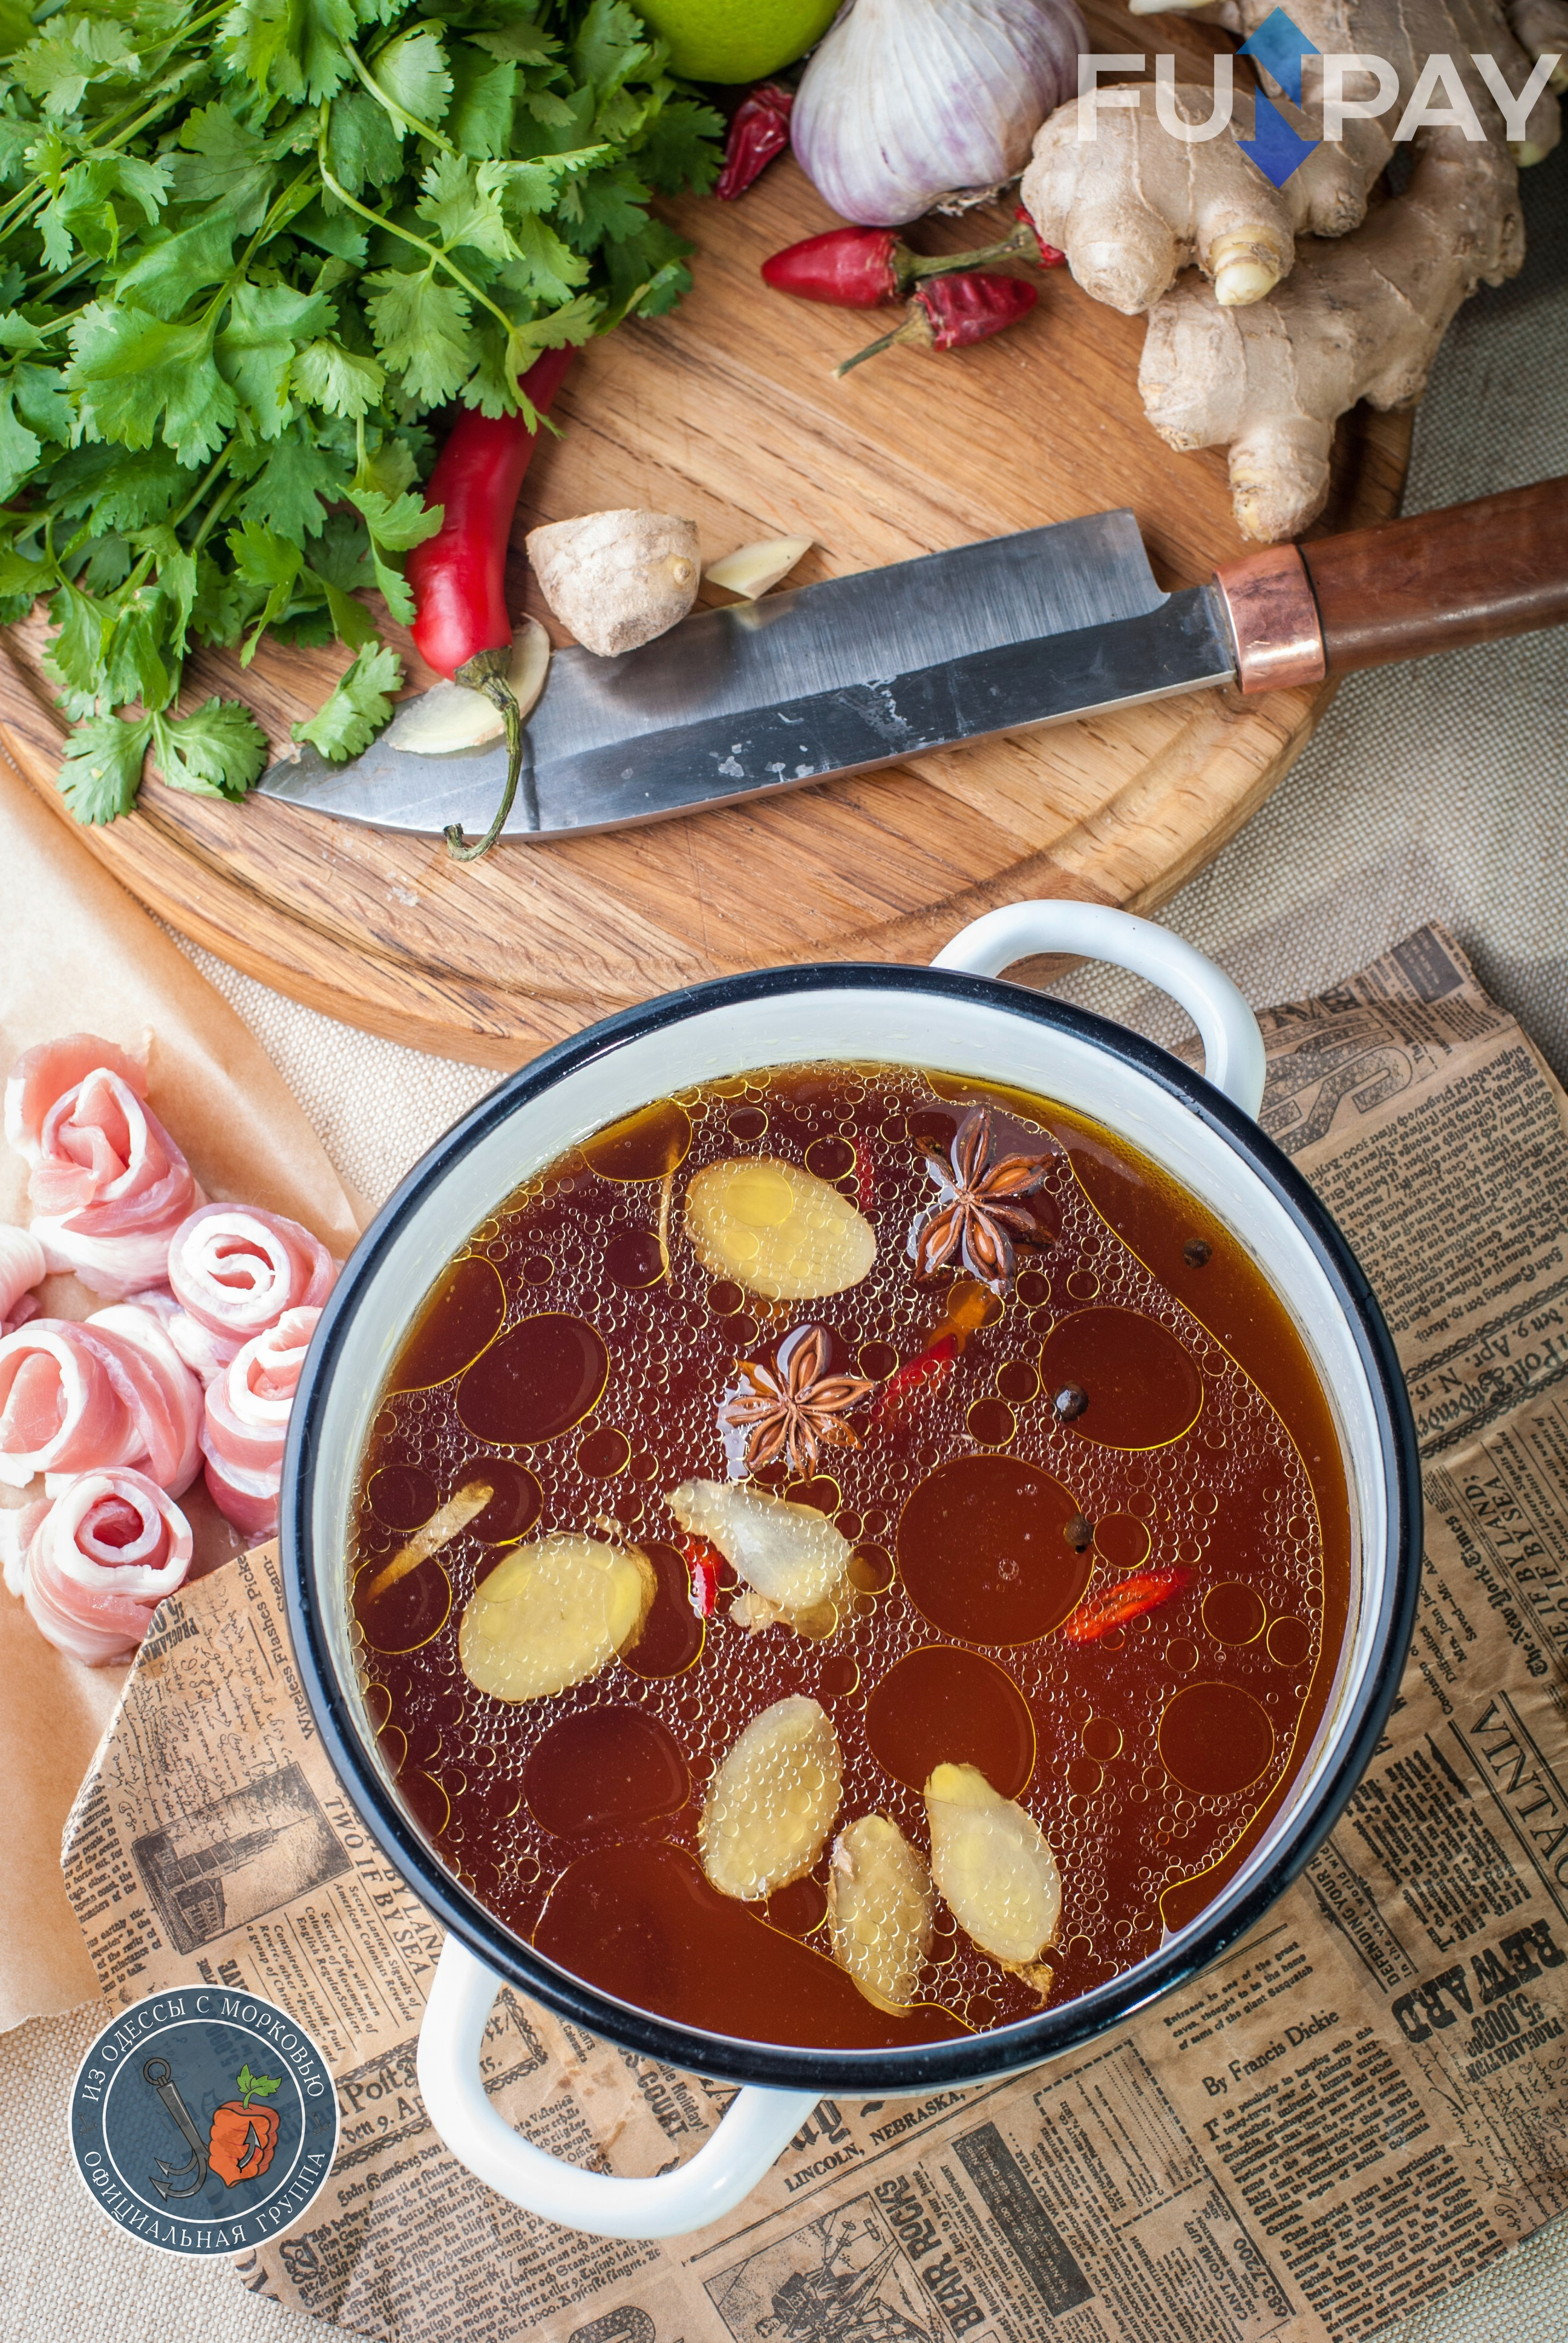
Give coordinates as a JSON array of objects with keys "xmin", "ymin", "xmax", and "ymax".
[{"xmin": 61, "ymin": 926, "xmax": 1568, "ymax": 2343}]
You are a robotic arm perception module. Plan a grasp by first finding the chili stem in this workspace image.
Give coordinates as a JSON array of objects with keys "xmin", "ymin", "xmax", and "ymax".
[{"xmin": 443, "ymin": 652, "xmax": 533, "ymax": 859}]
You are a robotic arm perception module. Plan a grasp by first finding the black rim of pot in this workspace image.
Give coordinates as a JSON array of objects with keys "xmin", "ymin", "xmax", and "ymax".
[{"xmin": 282, "ymin": 962, "xmax": 1422, "ymax": 2096}]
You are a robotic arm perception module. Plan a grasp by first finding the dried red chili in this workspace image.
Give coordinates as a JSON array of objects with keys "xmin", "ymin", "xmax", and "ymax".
[
  {"xmin": 207, "ymin": 2062, "xmax": 281, "ymax": 2186},
  {"xmin": 716, "ymin": 83, "xmax": 793, "ymax": 200},
  {"xmin": 763, "ymin": 217, "xmax": 1065, "ymax": 310},
  {"xmin": 835, "ymin": 272, "xmax": 1039, "ymax": 378},
  {"xmin": 871, "ymin": 1330, "xmax": 959, "ymax": 1432},
  {"xmin": 1060, "ymin": 1567, "xmax": 1191, "ymax": 1644},
  {"xmin": 682, "ymin": 1533, "xmax": 724, "ymax": 1617}
]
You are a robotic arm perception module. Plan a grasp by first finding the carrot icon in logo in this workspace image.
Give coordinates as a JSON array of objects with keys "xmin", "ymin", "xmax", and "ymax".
[{"xmin": 207, "ymin": 2063, "xmax": 282, "ymax": 2186}]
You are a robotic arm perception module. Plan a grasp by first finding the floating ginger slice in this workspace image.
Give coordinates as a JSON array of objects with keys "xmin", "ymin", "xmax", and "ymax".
[
  {"xmin": 828, "ymin": 1815, "xmax": 935, "ymax": 2013},
  {"xmin": 925, "ymin": 1762, "xmax": 1062, "ymax": 1997},
  {"xmin": 700, "ymin": 1694, "xmax": 843, "ymax": 1901},
  {"xmin": 683, "ymin": 1158, "xmax": 875, "ymax": 1300},
  {"xmin": 458, "ymin": 1533, "xmax": 654, "ymax": 1703},
  {"xmin": 668, "ymin": 1479, "xmax": 852, "ymax": 1633}
]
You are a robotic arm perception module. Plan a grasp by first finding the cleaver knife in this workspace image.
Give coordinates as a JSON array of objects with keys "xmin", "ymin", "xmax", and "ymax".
[{"xmin": 257, "ymin": 475, "xmax": 1568, "ymax": 844}]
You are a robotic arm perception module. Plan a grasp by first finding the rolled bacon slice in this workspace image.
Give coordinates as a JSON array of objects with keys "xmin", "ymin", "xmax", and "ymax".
[
  {"xmin": 0, "ymin": 1225, "xmax": 45, "ymax": 1335},
  {"xmin": 14, "ymin": 1467, "xmax": 192, "ymax": 1665},
  {"xmin": 5, "ymin": 1037, "xmax": 204, "ymax": 1298},
  {"xmin": 0, "ymin": 1306, "xmax": 203, "ymax": 1496},
  {"xmin": 168, "ymin": 1204, "xmax": 337, "ymax": 1358},
  {"xmin": 201, "ymin": 1305, "xmax": 320, "ymax": 1538}
]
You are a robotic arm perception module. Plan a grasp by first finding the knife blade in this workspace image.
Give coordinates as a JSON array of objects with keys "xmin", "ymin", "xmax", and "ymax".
[{"xmin": 256, "ymin": 507, "xmax": 1237, "ymax": 842}]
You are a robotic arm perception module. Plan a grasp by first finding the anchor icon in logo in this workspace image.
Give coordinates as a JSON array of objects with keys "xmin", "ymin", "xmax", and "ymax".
[{"xmin": 142, "ymin": 2056, "xmax": 282, "ymax": 2198}]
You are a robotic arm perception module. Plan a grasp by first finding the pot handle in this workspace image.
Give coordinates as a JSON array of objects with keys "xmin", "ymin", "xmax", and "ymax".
[
  {"xmin": 417, "ymin": 1935, "xmax": 818, "ymax": 2240},
  {"xmin": 932, "ymin": 902, "xmax": 1267, "ymax": 1119}
]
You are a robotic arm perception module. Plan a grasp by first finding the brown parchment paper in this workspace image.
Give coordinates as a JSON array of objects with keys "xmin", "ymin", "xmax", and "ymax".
[
  {"xmin": 0, "ymin": 751, "xmax": 361, "ymax": 2031},
  {"xmin": 59, "ymin": 925, "xmax": 1568, "ymax": 2343}
]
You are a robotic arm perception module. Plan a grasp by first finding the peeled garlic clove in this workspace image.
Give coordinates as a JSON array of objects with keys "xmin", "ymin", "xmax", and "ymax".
[
  {"xmin": 704, "ymin": 536, "xmax": 813, "ymax": 600},
  {"xmin": 384, "ymin": 621, "xmax": 551, "ymax": 753},
  {"xmin": 525, "ymin": 510, "xmax": 700, "ymax": 658},
  {"xmin": 458, "ymin": 1533, "xmax": 654, "ymax": 1703},
  {"xmin": 926, "ymin": 1762, "xmax": 1062, "ymax": 1982},
  {"xmin": 684, "ymin": 1158, "xmax": 875, "ymax": 1300},
  {"xmin": 668, "ymin": 1478, "xmax": 852, "ymax": 1624},
  {"xmin": 828, "ymin": 1814, "xmax": 935, "ymax": 2011},
  {"xmin": 700, "ymin": 1694, "xmax": 842, "ymax": 1901}
]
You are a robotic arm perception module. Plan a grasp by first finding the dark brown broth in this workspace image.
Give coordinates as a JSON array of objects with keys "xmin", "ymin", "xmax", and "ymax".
[{"xmin": 351, "ymin": 1064, "xmax": 1350, "ymax": 2048}]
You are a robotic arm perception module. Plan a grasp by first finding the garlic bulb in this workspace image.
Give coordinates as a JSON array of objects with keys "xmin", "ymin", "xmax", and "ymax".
[{"xmin": 792, "ymin": 0, "xmax": 1085, "ymax": 228}]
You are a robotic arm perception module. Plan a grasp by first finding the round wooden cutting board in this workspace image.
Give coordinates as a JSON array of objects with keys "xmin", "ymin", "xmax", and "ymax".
[{"xmin": 0, "ymin": 5, "xmax": 1410, "ymax": 1069}]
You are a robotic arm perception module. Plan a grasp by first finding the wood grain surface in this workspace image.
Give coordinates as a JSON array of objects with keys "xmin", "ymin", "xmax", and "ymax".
[{"xmin": 0, "ymin": 4, "xmax": 1411, "ymax": 1069}]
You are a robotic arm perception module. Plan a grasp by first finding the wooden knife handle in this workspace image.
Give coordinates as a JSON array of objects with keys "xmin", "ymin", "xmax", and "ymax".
[{"xmin": 1214, "ymin": 476, "xmax": 1568, "ymax": 693}]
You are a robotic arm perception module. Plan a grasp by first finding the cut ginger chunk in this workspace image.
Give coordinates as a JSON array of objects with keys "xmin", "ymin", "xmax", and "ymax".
[
  {"xmin": 683, "ymin": 1157, "xmax": 875, "ymax": 1299},
  {"xmin": 457, "ymin": 1533, "xmax": 653, "ymax": 1704},
  {"xmin": 828, "ymin": 1814, "xmax": 935, "ymax": 2013},
  {"xmin": 700, "ymin": 1694, "xmax": 842, "ymax": 1901},
  {"xmin": 668, "ymin": 1478, "xmax": 852, "ymax": 1634},
  {"xmin": 926, "ymin": 1761, "xmax": 1061, "ymax": 1994}
]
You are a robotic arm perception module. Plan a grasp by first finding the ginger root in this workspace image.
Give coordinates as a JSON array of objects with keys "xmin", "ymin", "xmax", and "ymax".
[
  {"xmin": 526, "ymin": 510, "xmax": 700, "ymax": 657},
  {"xmin": 1021, "ymin": 0, "xmax": 1563, "ymax": 539}
]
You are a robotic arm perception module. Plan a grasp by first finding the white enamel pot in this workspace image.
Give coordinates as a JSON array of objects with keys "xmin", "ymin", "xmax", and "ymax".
[{"xmin": 283, "ymin": 904, "xmax": 1420, "ymax": 2242}]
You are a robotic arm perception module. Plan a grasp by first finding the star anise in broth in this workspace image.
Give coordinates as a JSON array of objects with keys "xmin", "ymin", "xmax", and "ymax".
[
  {"xmin": 721, "ymin": 1324, "xmax": 874, "ymax": 1475},
  {"xmin": 912, "ymin": 1106, "xmax": 1053, "ymax": 1291}
]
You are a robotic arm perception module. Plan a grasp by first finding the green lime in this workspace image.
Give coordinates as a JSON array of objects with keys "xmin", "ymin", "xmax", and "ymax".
[{"xmin": 636, "ymin": 0, "xmax": 840, "ymax": 84}]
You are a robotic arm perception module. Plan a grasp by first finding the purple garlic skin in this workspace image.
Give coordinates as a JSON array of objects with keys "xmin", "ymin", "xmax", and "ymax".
[{"xmin": 792, "ymin": 0, "xmax": 1086, "ymax": 228}]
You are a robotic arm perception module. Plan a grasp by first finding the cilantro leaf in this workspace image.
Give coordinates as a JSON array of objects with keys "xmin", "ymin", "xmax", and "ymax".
[
  {"xmin": 115, "ymin": 215, "xmax": 240, "ymax": 321},
  {"xmin": 152, "ymin": 698, "xmax": 269, "ymax": 798},
  {"xmin": 446, "ymin": 47, "xmax": 515, "ymax": 159},
  {"xmin": 345, "ymin": 482, "xmax": 440, "ymax": 623},
  {"xmin": 216, "ymin": 280, "xmax": 334, "ymax": 441},
  {"xmin": 375, "ymin": 25, "xmax": 451, "ymax": 131},
  {"xmin": 168, "ymin": 103, "xmax": 282, "ymax": 235},
  {"xmin": 68, "ymin": 304, "xmax": 235, "ymax": 464},
  {"xmin": 58, "ymin": 712, "xmax": 152, "ymax": 824},
  {"xmin": 234, "ymin": 428, "xmax": 348, "ymax": 544},
  {"xmin": 364, "ymin": 268, "xmax": 472, "ymax": 405},
  {"xmin": 0, "ymin": 381, "xmax": 41, "ymax": 500},
  {"xmin": 293, "ymin": 335, "xmax": 384, "ymax": 419},
  {"xmin": 293, "ymin": 638, "xmax": 401, "ymax": 759},
  {"xmin": 325, "ymin": 87, "xmax": 400, "ymax": 195},
  {"xmin": 227, "ymin": 516, "xmax": 302, "ymax": 661}
]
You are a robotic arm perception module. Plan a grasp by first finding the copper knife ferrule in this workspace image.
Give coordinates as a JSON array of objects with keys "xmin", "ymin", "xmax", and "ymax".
[{"xmin": 1212, "ymin": 543, "xmax": 1328, "ymax": 695}]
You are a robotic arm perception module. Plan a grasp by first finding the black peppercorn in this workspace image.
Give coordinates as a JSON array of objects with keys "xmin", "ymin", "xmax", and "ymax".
[{"xmin": 1053, "ymin": 1383, "xmax": 1088, "ymax": 1421}]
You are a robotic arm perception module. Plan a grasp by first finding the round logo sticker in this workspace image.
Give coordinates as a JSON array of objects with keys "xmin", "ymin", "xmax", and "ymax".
[{"xmin": 70, "ymin": 1989, "xmax": 338, "ymax": 2256}]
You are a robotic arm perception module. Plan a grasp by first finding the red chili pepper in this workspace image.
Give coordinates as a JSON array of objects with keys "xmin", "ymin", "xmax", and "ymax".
[
  {"xmin": 717, "ymin": 83, "xmax": 794, "ymax": 201},
  {"xmin": 854, "ymin": 1138, "xmax": 875, "ymax": 1216},
  {"xmin": 871, "ymin": 1331, "xmax": 959, "ymax": 1432},
  {"xmin": 1060, "ymin": 1567, "xmax": 1191, "ymax": 1644},
  {"xmin": 407, "ymin": 343, "xmax": 576, "ymax": 862},
  {"xmin": 682, "ymin": 1533, "xmax": 724, "ymax": 1617},
  {"xmin": 1016, "ymin": 205, "xmax": 1067, "ymax": 271},
  {"xmin": 765, "ymin": 220, "xmax": 1061, "ymax": 311},
  {"xmin": 207, "ymin": 2062, "xmax": 281, "ymax": 2186},
  {"xmin": 835, "ymin": 272, "xmax": 1038, "ymax": 379}
]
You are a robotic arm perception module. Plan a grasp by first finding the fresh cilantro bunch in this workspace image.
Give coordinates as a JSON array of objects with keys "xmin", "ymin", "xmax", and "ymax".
[{"xmin": 0, "ymin": 0, "xmax": 721, "ymax": 819}]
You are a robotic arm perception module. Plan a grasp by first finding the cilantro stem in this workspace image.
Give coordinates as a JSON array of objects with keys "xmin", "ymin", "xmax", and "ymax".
[
  {"xmin": 316, "ymin": 136, "xmax": 521, "ymax": 347},
  {"xmin": 190, "ymin": 474, "xmax": 241, "ymax": 555},
  {"xmin": 344, "ymin": 44, "xmax": 459, "ymax": 156},
  {"xmin": 170, "ymin": 446, "xmax": 235, "ymax": 536}
]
